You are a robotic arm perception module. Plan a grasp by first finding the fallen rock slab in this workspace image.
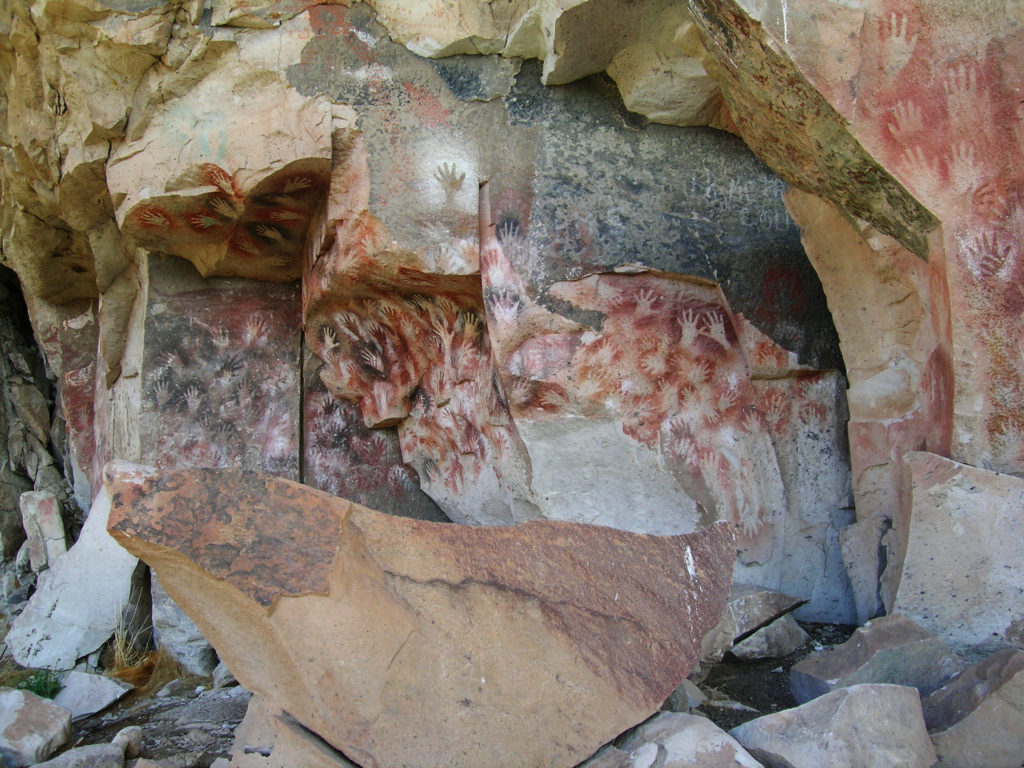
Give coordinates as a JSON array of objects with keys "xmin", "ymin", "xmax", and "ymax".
[
  {"xmin": 0, "ymin": 687, "xmax": 71, "ymax": 767},
  {"xmin": 922, "ymin": 648, "xmax": 1024, "ymax": 768},
  {"xmin": 53, "ymin": 671, "xmax": 133, "ymax": 721},
  {"xmin": 703, "ymin": 583, "xmax": 805, "ymax": 661},
  {"xmin": 791, "ymin": 613, "xmax": 964, "ymax": 703},
  {"xmin": 33, "ymin": 743, "xmax": 125, "ymax": 768},
  {"xmin": 729, "ymin": 684, "xmax": 936, "ymax": 768},
  {"xmin": 731, "ymin": 614, "xmax": 809, "ymax": 661},
  {"xmin": 894, "ymin": 452, "xmax": 1024, "ymax": 652},
  {"xmin": 581, "ymin": 711, "xmax": 764, "ymax": 767},
  {"xmin": 5, "ymin": 489, "xmax": 140, "ymax": 669},
  {"xmin": 228, "ymin": 696, "xmax": 357, "ymax": 768},
  {"xmin": 105, "ymin": 463, "xmax": 735, "ymax": 768}
]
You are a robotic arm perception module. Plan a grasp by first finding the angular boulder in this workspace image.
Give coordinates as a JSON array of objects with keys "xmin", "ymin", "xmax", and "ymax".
[
  {"xmin": 702, "ymin": 583, "xmax": 805, "ymax": 662},
  {"xmin": 894, "ymin": 453, "xmax": 1024, "ymax": 652},
  {"xmin": 228, "ymin": 697, "xmax": 357, "ymax": 768},
  {"xmin": 6, "ymin": 489, "xmax": 140, "ymax": 669},
  {"xmin": 104, "ymin": 463, "xmax": 735, "ymax": 768},
  {"xmin": 0, "ymin": 688, "xmax": 71, "ymax": 767},
  {"xmin": 731, "ymin": 614, "xmax": 809, "ymax": 661},
  {"xmin": 730, "ymin": 684, "xmax": 936, "ymax": 768},
  {"xmin": 581, "ymin": 711, "xmax": 764, "ymax": 768},
  {"xmin": 52, "ymin": 671, "xmax": 133, "ymax": 721},
  {"xmin": 922, "ymin": 649, "xmax": 1024, "ymax": 768},
  {"xmin": 790, "ymin": 613, "xmax": 964, "ymax": 704}
]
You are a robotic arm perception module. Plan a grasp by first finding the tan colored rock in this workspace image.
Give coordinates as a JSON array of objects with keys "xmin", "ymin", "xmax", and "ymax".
[
  {"xmin": 106, "ymin": 14, "xmax": 334, "ymax": 283},
  {"xmin": 0, "ymin": 688, "xmax": 72, "ymax": 767},
  {"xmin": 228, "ymin": 697, "xmax": 357, "ymax": 768},
  {"xmin": 923, "ymin": 649, "xmax": 1024, "ymax": 768},
  {"xmin": 702, "ymin": 583, "xmax": 805, "ymax": 662},
  {"xmin": 730, "ymin": 684, "xmax": 937, "ymax": 768},
  {"xmin": 731, "ymin": 614, "xmax": 808, "ymax": 661},
  {"xmin": 105, "ymin": 463, "xmax": 736, "ymax": 768},
  {"xmin": 785, "ymin": 188, "xmax": 950, "ymax": 622},
  {"xmin": 894, "ymin": 452, "xmax": 1024, "ymax": 653}
]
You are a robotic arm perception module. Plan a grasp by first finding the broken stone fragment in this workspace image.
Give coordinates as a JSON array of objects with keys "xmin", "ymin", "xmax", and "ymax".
[
  {"xmin": 702, "ymin": 583, "xmax": 805, "ymax": 662},
  {"xmin": 730, "ymin": 684, "xmax": 937, "ymax": 768},
  {"xmin": 104, "ymin": 463, "xmax": 735, "ymax": 768},
  {"xmin": 32, "ymin": 743, "xmax": 126, "ymax": 768},
  {"xmin": 894, "ymin": 452, "xmax": 1024, "ymax": 653},
  {"xmin": 19, "ymin": 490, "xmax": 68, "ymax": 574},
  {"xmin": 790, "ymin": 613, "xmax": 965, "ymax": 704},
  {"xmin": 0, "ymin": 688, "xmax": 72, "ymax": 767},
  {"xmin": 52, "ymin": 670, "xmax": 133, "ymax": 721},
  {"xmin": 921, "ymin": 649, "xmax": 1024, "ymax": 768},
  {"xmin": 730, "ymin": 614, "xmax": 809, "ymax": 661},
  {"xmin": 228, "ymin": 697, "xmax": 357, "ymax": 768},
  {"xmin": 586, "ymin": 711, "xmax": 764, "ymax": 768},
  {"xmin": 6, "ymin": 488, "xmax": 141, "ymax": 670}
]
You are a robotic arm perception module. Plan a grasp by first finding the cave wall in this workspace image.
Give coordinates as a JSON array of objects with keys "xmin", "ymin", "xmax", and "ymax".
[{"xmin": 1, "ymin": 0, "xmax": 1022, "ymax": 652}]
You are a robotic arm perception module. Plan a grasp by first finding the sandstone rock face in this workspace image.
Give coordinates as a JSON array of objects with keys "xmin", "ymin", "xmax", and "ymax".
[
  {"xmin": 730, "ymin": 684, "xmax": 937, "ymax": 768},
  {"xmin": 922, "ymin": 649, "xmax": 1024, "ymax": 768},
  {"xmin": 894, "ymin": 452, "xmax": 1024, "ymax": 652},
  {"xmin": 6, "ymin": 488, "xmax": 140, "ymax": 670},
  {"xmin": 790, "ymin": 614, "xmax": 965, "ymax": 705},
  {"xmin": 228, "ymin": 697, "xmax": 357, "ymax": 768},
  {"xmin": 0, "ymin": 688, "xmax": 71, "ymax": 767},
  {"xmin": 105, "ymin": 463, "xmax": 736, "ymax": 768}
]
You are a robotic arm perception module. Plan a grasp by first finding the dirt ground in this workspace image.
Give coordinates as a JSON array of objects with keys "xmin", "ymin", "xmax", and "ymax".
[{"xmin": 696, "ymin": 622, "xmax": 857, "ymax": 731}]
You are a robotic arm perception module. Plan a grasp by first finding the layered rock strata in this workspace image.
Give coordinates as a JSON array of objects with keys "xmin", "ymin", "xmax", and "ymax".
[{"xmin": 105, "ymin": 462, "xmax": 736, "ymax": 768}]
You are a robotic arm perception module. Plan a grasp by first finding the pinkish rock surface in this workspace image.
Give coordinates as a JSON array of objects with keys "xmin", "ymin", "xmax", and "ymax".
[{"xmin": 105, "ymin": 463, "xmax": 735, "ymax": 768}]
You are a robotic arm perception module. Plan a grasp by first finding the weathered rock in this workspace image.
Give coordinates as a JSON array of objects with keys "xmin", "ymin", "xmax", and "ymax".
[
  {"xmin": 151, "ymin": 572, "xmax": 217, "ymax": 677},
  {"xmin": 702, "ymin": 583, "xmax": 805, "ymax": 661},
  {"xmin": 730, "ymin": 684, "xmax": 937, "ymax": 768},
  {"xmin": 0, "ymin": 688, "xmax": 72, "ymax": 767},
  {"xmin": 6, "ymin": 488, "xmax": 140, "ymax": 669},
  {"xmin": 731, "ymin": 614, "xmax": 809, "ymax": 661},
  {"xmin": 662, "ymin": 678, "xmax": 708, "ymax": 713},
  {"xmin": 213, "ymin": 662, "xmax": 238, "ymax": 690},
  {"xmin": 922, "ymin": 649, "xmax": 1024, "ymax": 768},
  {"xmin": 33, "ymin": 743, "xmax": 125, "ymax": 768},
  {"xmin": 19, "ymin": 491, "xmax": 67, "ymax": 573},
  {"xmin": 227, "ymin": 697, "xmax": 357, "ymax": 768},
  {"xmin": 791, "ymin": 613, "xmax": 964, "ymax": 704},
  {"xmin": 894, "ymin": 452, "xmax": 1024, "ymax": 652},
  {"xmin": 52, "ymin": 671, "xmax": 133, "ymax": 721},
  {"xmin": 582, "ymin": 712, "xmax": 763, "ymax": 768},
  {"xmin": 111, "ymin": 726, "xmax": 142, "ymax": 759},
  {"xmin": 105, "ymin": 463, "xmax": 735, "ymax": 768}
]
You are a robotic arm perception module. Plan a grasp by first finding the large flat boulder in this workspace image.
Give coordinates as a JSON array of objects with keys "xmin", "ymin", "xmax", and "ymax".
[
  {"xmin": 922, "ymin": 649, "xmax": 1024, "ymax": 768},
  {"xmin": 730, "ymin": 684, "xmax": 936, "ymax": 768},
  {"xmin": 0, "ymin": 688, "xmax": 71, "ymax": 767},
  {"xmin": 5, "ymin": 489, "xmax": 140, "ymax": 669},
  {"xmin": 894, "ymin": 452, "xmax": 1024, "ymax": 652},
  {"xmin": 790, "ymin": 613, "xmax": 964, "ymax": 704},
  {"xmin": 104, "ymin": 463, "xmax": 735, "ymax": 768}
]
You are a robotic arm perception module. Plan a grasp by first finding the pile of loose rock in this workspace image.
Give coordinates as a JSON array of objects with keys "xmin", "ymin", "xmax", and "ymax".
[{"xmin": 5, "ymin": 575, "xmax": 1022, "ymax": 768}]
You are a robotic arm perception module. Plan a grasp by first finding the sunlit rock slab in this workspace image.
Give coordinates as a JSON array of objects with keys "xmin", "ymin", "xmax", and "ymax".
[
  {"xmin": 105, "ymin": 463, "xmax": 735, "ymax": 768},
  {"xmin": 894, "ymin": 452, "xmax": 1024, "ymax": 653}
]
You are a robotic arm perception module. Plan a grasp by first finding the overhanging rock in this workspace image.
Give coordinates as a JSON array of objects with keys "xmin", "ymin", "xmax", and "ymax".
[{"xmin": 104, "ymin": 462, "xmax": 735, "ymax": 768}]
